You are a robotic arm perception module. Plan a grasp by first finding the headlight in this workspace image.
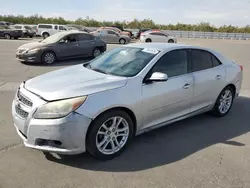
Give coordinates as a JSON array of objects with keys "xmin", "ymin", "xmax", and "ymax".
[
  {"xmin": 27, "ymin": 48, "xmax": 40, "ymax": 54},
  {"xmin": 34, "ymin": 96, "xmax": 87, "ymax": 119}
]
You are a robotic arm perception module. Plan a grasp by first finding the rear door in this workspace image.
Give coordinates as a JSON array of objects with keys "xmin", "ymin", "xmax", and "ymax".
[
  {"xmin": 0, "ymin": 26, "xmax": 4, "ymax": 37},
  {"xmin": 57, "ymin": 34, "xmax": 81, "ymax": 58},
  {"xmin": 150, "ymin": 32, "xmax": 168, "ymax": 42},
  {"xmin": 77, "ymin": 33, "xmax": 96, "ymax": 56},
  {"xmin": 190, "ymin": 49, "xmax": 226, "ymax": 112},
  {"xmin": 107, "ymin": 30, "xmax": 119, "ymax": 43}
]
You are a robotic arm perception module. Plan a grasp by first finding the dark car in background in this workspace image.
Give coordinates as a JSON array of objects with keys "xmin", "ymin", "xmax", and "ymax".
[
  {"xmin": 135, "ymin": 28, "xmax": 151, "ymax": 39},
  {"xmin": 16, "ymin": 30, "xmax": 107, "ymax": 64},
  {"xmin": 12, "ymin": 25, "xmax": 36, "ymax": 38},
  {"xmin": 111, "ymin": 25, "xmax": 133, "ymax": 38},
  {"xmin": 0, "ymin": 26, "xmax": 23, "ymax": 39}
]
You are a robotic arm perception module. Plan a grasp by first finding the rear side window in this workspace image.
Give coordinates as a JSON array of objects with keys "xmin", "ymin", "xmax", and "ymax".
[
  {"xmin": 108, "ymin": 30, "xmax": 116, "ymax": 35},
  {"xmin": 14, "ymin": 26, "xmax": 22, "ymax": 29},
  {"xmin": 38, "ymin": 25, "xmax": 52, "ymax": 29},
  {"xmin": 191, "ymin": 50, "xmax": 213, "ymax": 72},
  {"xmin": 152, "ymin": 50, "xmax": 188, "ymax": 78},
  {"xmin": 150, "ymin": 32, "xmax": 166, "ymax": 36},
  {"xmin": 78, "ymin": 34, "xmax": 93, "ymax": 41},
  {"xmin": 59, "ymin": 26, "xmax": 67, "ymax": 30},
  {"xmin": 211, "ymin": 54, "xmax": 222, "ymax": 67},
  {"xmin": 54, "ymin": 25, "xmax": 58, "ymax": 30}
]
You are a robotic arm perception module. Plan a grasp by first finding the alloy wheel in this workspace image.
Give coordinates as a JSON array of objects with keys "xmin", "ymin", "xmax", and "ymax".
[
  {"xmin": 44, "ymin": 53, "xmax": 55, "ymax": 64},
  {"xmin": 218, "ymin": 89, "xmax": 233, "ymax": 114},
  {"xmin": 96, "ymin": 116, "xmax": 129, "ymax": 155}
]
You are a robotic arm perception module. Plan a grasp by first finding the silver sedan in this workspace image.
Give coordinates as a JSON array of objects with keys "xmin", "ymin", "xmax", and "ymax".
[{"xmin": 12, "ymin": 43, "xmax": 243, "ymax": 160}]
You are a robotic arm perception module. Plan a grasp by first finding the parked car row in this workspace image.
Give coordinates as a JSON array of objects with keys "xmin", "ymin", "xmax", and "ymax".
[
  {"xmin": 0, "ymin": 26, "xmax": 23, "ymax": 39},
  {"xmin": 16, "ymin": 30, "xmax": 107, "ymax": 64}
]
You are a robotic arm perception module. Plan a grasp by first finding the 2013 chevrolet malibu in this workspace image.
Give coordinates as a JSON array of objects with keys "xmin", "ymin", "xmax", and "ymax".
[
  {"xmin": 16, "ymin": 31, "xmax": 106, "ymax": 64},
  {"xmin": 12, "ymin": 43, "xmax": 243, "ymax": 160}
]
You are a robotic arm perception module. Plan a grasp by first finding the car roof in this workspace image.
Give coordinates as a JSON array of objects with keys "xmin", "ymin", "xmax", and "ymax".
[{"xmin": 59, "ymin": 30, "xmax": 89, "ymax": 35}]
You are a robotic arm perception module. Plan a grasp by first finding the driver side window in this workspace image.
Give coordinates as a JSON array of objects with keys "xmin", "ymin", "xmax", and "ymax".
[
  {"xmin": 62, "ymin": 34, "xmax": 77, "ymax": 43},
  {"xmin": 151, "ymin": 50, "xmax": 188, "ymax": 78}
]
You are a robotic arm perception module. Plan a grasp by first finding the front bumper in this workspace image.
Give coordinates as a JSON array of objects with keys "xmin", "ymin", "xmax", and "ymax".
[
  {"xmin": 16, "ymin": 52, "xmax": 41, "ymax": 63},
  {"xmin": 12, "ymin": 86, "xmax": 92, "ymax": 155}
]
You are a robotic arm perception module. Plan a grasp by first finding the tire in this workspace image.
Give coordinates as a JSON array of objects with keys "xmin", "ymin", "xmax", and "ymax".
[
  {"xmin": 42, "ymin": 32, "xmax": 49, "ymax": 39},
  {"xmin": 4, "ymin": 33, "xmax": 11, "ymax": 40},
  {"xmin": 41, "ymin": 51, "xmax": 56, "ymax": 64},
  {"xmin": 14, "ymin": 37, "xmax": 18, "ymax": 40},
  {"xmin": 29, "ymin": 36, "xmax": 33, "ymax": 38},
  {"xmin": 86, "ymin": 110, "xmax": 134, "ymax": 160},
  {"xmin": 119, "ymin": 38, "xmax": 126, "ymax": 44},
  {"xmin": 145, "ymin": 38, "xmax": 152, "ymax": 43},
  {"xmin": 211, "ymin": 86, "xmax": 235, "ymax": 117},
  {"xmin": 168, "ymin": 39, "xmax": 174, "ymax": 43},
  {"xmin": 92, "ymin": 48, "xmax": 101, "ymax": 58}
]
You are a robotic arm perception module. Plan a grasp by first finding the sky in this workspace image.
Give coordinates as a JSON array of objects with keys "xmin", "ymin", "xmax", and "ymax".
[{"xmin": 1, "ymin": 0, "xmax": 250, "ymax": 26}]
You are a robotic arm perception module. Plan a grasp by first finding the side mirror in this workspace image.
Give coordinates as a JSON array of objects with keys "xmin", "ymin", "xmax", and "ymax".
[{"xmin": 146, "ymin": 72, "xmax": 168, "ymax": 83}]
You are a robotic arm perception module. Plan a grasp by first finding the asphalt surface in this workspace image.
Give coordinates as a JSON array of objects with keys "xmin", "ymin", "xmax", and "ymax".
[{"xmin": 0, "ymin": 38, "xmax": 250, "ymax": 188}]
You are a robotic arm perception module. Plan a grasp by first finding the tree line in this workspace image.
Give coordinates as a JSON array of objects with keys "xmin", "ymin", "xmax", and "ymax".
[{"xmin": 1, "ymin": 14, "xmax": 250, "ymax": 33}]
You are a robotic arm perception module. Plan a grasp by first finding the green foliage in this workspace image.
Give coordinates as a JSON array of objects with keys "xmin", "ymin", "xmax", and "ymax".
[{"xmin": 1, "ymin": 15, "xmax": 250, "ymax": 33}]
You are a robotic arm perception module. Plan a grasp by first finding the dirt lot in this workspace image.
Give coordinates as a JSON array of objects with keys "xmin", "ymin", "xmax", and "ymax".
[{"xmin": 0, "ymin": 38, "xmax": 250, "ymax": 188}]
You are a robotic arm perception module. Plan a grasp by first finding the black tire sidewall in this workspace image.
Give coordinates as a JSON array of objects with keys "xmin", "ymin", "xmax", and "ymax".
[
  {"xmin": 86, "ymin": 110, "xmax": 134, "ymax": 160},
  {"xmin": 92, "ymin": 48, "xmax": 101, "ymax": 58},
  {"xmin": 168, "ymin": 39, "xmax": 174, "ymax": 43},
  {"xmin": 212, "ymin": 86, "xmax": 234, "ymax": 117},
  {"xmin": 4, "ymin": 34, "xmax": 11, "ymax": 39},
  {"xmin": 146, "ymin": 38, "xmax": 151, "ymax": 42},
  {"xmin": 42, "ymin": 51, "xmax": 56, "ymax": 64},
  {"xmin": 119, "ymin": 39, "xmax": 126, "ymax": 44},
  {"xmin": 43, "ymin": 33, "xmax": 49, "ymax": 39}
]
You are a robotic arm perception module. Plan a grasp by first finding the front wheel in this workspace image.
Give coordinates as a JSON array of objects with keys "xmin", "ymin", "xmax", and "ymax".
[
  {"xmin": 42, "ymin": 51, "xmax": 56, "ymax": 64},
  {"xmin": 211, "ymin": 86, "xmax": 234, "ymax": 117},
  {"xmin": 168, "ymin": 39, "xmax": 174, "ymax": 43},
  {"xmin": 4, "ymin": 34, "xmax": 11, "ymax": 39},
  {"xmin": 86, "ymin": 110, "xmax": 134, "ymax": 160}
]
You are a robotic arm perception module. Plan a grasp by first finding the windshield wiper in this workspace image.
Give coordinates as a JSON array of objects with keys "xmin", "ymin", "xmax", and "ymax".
[{"xmin": 92, "ymin": 68, "xmax": 108, "ymax": 74}]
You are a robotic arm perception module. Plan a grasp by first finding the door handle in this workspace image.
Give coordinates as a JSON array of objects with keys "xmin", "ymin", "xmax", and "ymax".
[
  {"xmin": 215, "ymin": 75, "xmax": 222, "ymax": 80},
  {"xmin": 183, "ymin": 83, "xmax": 191, "ymax": 89}
]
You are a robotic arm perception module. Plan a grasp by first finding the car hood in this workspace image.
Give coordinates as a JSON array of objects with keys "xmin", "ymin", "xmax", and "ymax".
[
  {"xmin": 24, "ymin": 64, "xmax": 128, "ymax": 101},
  {"xmin": 18, "ymin": 41, "xmax": 50, "ymax": 50}
]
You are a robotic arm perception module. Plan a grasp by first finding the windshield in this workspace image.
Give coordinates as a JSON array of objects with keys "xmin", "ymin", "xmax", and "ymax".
[
  {"xmin": 24, "ymin": 26, "xmax": 31, "ymax": 30},
  {"xmin": 85, "ymin": 47, "xmax": 159, "ymax": 77},
  {"xmin": 41, "ymin": 32, "xmax": 67, "ymax": 43}
]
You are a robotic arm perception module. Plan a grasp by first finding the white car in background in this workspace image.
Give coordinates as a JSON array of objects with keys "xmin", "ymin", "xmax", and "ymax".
[
  {"xmin": 140, "ymin": 31, "xmax": 177, "ymax": 43},
  {"xmin": 36, "ymin": 24, "xmax": 68, "ymax": 39}
]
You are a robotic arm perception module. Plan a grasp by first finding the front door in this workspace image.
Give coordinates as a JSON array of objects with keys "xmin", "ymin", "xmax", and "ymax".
[
  {"xmin": 190, "ymin": 49, "xmax": 226, "ymax": 112},
  {"xmin": 141, "ymin": 49, "xmax": 194, "ymax": 130},
  {"xmin": 57, "ymin": 34, "xmax": 81, "ymax": 58}
]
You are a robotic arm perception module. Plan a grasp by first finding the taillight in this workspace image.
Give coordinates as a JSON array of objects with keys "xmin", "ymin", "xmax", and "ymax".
[{"xmin": 239, "ymin": 65, "xmax": 243, "ymax": 71}]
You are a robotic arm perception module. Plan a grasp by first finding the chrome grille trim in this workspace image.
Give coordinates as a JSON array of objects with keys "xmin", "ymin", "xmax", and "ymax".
[{"xmin": 17, "ymin": 90, "xmax": 33, "ymax": 107}]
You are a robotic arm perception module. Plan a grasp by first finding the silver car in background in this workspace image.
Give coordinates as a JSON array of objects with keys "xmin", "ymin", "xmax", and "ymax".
[
  {"xmin": 92, "ymin": 29, "xmax": 131, "ymax": 44},
  {"xmin": 12, "ymin": 43, "xmax": 243, "ymax": 160},
  {"xmin": 140, "ymin": 31, "xmax": 177, "ymax": 43}
]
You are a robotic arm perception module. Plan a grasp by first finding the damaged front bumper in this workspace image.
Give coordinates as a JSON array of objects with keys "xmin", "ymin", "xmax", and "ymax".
[{"xmin": 12, "ymin": 84, "xmax": 92, "ymax": 155}]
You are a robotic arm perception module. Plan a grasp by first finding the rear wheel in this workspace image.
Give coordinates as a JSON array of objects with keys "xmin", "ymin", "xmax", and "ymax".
[
  {"xmin": 86, "ymin": 110, "xmax": 134, "ymax": 160},
  {"xmin": 119, "ymin": 38, "xmax": 126, "ymax": 44},
  {"xmin": 92, "ymin": 48, "xmax": 101, "ymax": 58},
  {"xmin": 42, "ymin": 32, "xmax": 49, "ymax": 39},
  {"xmin": 211, "ymin": 86, "xmax": 234, "ymax": 117},
  {"xmin": 168, "ymin": 39, "xmax": 174, "ymax": 43},
  {"xmin": 4, "ymin": 34, "xmax": 11, "ymax": 40},
  {"xmin": 42, "ymin": 51, "xmax": 56, "ymax": 64},
  {"xmin": 145, "ymin": 38, "xmax": 152, "ymax": 43}
]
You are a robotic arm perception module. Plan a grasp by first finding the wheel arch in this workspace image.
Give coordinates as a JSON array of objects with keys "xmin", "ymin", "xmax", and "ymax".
[
  {"xmin": 226, "ymin": 83, "xmax": 236, "ymax": 97},
  {"xmin": 86, "ymin": 106, "xmax": 138, "ymax": 141}
]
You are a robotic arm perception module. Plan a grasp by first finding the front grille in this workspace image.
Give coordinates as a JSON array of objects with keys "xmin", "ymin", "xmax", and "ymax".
[
  {"xmin": 15, "ymin": 105, "xmax": 29, "ymax": 118},
  {"xmin": 17, "ymin": 90, "xmax": 33, "ymax": 107}
]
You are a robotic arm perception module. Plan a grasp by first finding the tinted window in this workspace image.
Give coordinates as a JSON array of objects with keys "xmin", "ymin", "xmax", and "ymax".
[
  {"xmin": 59, "ymin": 26, "xmax": 67, "ymax": 30},
  {"xmin": 152, "ymin": 50, "xmax": 188, "ymax": 77},
  {"xmin": 54, "ymin": 25, "xmax": 58, "ymax": 30},
  {"xmin": 14, "ymin": 26, "xmax": 22, "ymax": 29},
  {"xmin": 78, "ymin": 34, "xmax": 92, "ymax": 41},
  {"xmin": 211, "ymin": 54, "xmax": 222, "ymax": 67},
  {"xmin": 150, "ymin": 32, "xmax": 166, "ymax": 36},
  {"xmin": 108, "ymin": 30, "xmax": 116, "ymax": 35},
  {"xmin": 191, "ymin": 50, "xmax": 213, "ymax": 72},
  {"xmin": 38, "ymin": 25, "xmax": 52, "ymax": 29}
]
